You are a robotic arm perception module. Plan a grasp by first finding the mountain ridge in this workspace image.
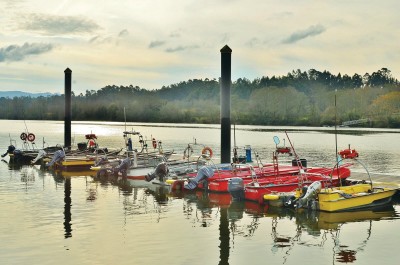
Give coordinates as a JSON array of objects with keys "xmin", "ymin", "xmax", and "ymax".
[{"xmin": 0, "ymin": 91, "xmax": 59, "ymax": 98}]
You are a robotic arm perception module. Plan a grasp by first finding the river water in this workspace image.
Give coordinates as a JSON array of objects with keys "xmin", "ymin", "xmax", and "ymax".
[{"xmin": 0, "ymin": 120, "xmax": 399, "ymax": 265}]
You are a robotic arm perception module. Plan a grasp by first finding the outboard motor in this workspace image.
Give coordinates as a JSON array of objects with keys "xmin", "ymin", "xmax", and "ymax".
[
  {"xmin": 184, "ymin": 166, "xmax": 214, "ymax": 190},
  {"xmin": 1, "ymin": 145, "xmax": 16, "ymax": 158},
  {"xmin": 94, "ymin": 156, "xmax": 109, "ymax": 167},
  {"xmin": 113, "ymin": 157, "xmax": 132, "ymax": 177},
  {"xmin": 295, "ymin": 181, "xmax": 322, "ymax": 208},
  {"xmin": 46, "ymin": 150, "xmax": 66, "ymax": 167},
  {"xmin": 228, "ymin": 177, "xmax": 245, "ymax": 201},
  {"xmin": 145, "ymin": 162, "xmax": 169, "ymax": 182},
  {"xmin": 31, "ymin": 150, "xmax": 47, "ymax": 164}
]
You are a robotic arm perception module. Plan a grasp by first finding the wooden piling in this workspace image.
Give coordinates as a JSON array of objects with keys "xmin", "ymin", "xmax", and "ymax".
[
  {"xmin": 64, "ymin": 68, "xmax": 72, "ymax": 149},
  {"xmin": 220, "ymin": 45, "xmax": 232, "ymax": 163}
]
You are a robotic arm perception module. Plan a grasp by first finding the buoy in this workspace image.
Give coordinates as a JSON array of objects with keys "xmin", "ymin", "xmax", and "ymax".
[
  {"xmin": 201, "ymin": 147, "xmax": 213, "ymax": 159},
  {"xmin": 27, "ymin": 133, "xmax": 35, "ymax": 142},
  {"xmin": 20, "ymin": 133, "xmax": 28, "ymax": 141},
  {"xmin": 264, "ymin": 194, "xmax": 280, "ymax": 201}
]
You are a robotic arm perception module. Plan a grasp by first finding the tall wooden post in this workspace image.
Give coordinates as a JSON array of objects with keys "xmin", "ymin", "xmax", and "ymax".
[
  {"xmin": 64, "ymin": 68, "xmax": 72, "ymax": 149},
  {"xmin": 220, "ymin": 45, "xmax": 232, "ymax": 163}
]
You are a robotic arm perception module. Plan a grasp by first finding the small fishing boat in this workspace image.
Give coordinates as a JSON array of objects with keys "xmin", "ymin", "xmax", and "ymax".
[
  {"xmin": 1, "ymin": 131, "xmax": 63, "ymax": 165},
  {"xmin": 170, "ymin": 135, "xmax": 351, "ymax": 195},
  {"xmin": 91, "ymin": 138, "xmax": 210, "ymax": 180},
  {"xmin": 41, "ymin": 133, "xmax": 122, "ymax": 171},
  {"xmin": 228, "ymin": 165, "xmax": 351, "ymax": 203},
  {"xmin": 179, "ymin": 163, "xmax": 301, "ymax": 191},
  {"xmin": 302, "ymin": 182, "xmax": 397, "ymax": 212},
  {"xmin": 263, "ymin": 147, "xmax": 398, "ymax": 212}
]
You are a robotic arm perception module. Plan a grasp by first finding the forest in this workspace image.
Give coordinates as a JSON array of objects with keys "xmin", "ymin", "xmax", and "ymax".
[{"xmin": 1, "ymin": 68, "xmax": 399, "ymax": 128}]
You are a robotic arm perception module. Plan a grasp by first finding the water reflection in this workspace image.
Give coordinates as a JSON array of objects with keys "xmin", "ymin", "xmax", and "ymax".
[
  {"xmin": 266, "ymin": 206, "xmax": 397, "ymax": 263},
  {"xmin": 170, "ymin": 190, "xmax": 394, "ymax": 264},
  {"xmin": 74, "ymin": 171, "xmax": 400, "ymax": 265},
  {"xmin": 154, "ymin": 185, "xmax": 398, "ymax": 264},
  {"xmin": 64, "ymin": 178, "xmax": 72, "ymax": 238},
  {"xmin": 6, "ymin": 164, "xmax": 397, "ymax": 265}
]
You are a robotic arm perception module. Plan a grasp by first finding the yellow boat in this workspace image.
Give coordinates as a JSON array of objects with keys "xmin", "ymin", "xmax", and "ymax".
[
  {"xmin": 294, "ymin": 150, "xmax": 399, "ymax": 212},
  {"xmin": 263, "ymin": 181, "xmax": 397, "ymax": 212},
  {"xmin": 60, "ymin": 158, "xmax": 96, "ymax": 167},
  {"xmin": 315, "ymin": 184, "xmax": 397, "ymax": 212},
  {"xmin": 49, "ymin": 156, "xmax": 97, "ymax": 171}
]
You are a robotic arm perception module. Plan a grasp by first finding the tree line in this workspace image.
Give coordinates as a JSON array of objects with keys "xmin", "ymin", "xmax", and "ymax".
[{"xmin": 1, "ymin": 68, "xmax": 399, "ymax": 128}]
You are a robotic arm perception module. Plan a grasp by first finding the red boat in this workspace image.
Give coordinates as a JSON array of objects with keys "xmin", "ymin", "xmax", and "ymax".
[
  {"xmin": 170, "ymin": 163, "xmax": 299, "ymax": 192},
  {"xmin": 276, "ymin": 147, "xmax": 292, "ymax": 155},
  {"xmin": 338, "ymin": 148, "xmax": 359, "ymax": 159},
  {"xmin": 170, "ymin": 162, "xmax": 351, "ymax": 195},
  {"xmin": 238, "ymin": 166, "xmax": 351, "ymax": 203},
  {"xmin": 197, "ymin": 164, "xmax": 304, "ymax": 192}
]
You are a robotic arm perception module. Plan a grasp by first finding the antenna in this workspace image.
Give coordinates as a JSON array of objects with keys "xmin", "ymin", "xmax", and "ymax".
[
  {"xmin": 335, "ymin": 89, "xmax": 338, "ymax": 164},
  {"xmin": 124, "ymin": 107, "xmax": 127, "ymax": 132}
]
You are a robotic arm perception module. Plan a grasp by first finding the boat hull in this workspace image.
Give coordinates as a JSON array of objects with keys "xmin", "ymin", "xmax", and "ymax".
[
  {"xmin": 218, "ymin": 166, "xmax": 349, "ymax": 193},
  {"xmin": 245, "ymin": 177, "xmax": 341, "ymax": 203},
  {"xmin": 53, "ymin": 158, "xmax": 96, "ymax": 171},
  {"xmin": 316, "ymin": 184, "xmax": 397, "ymax": 212}
]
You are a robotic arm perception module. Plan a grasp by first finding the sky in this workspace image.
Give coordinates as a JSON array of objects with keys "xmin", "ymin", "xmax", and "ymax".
[{"xmin": 0, "ymin": 0, "xmax": 399, "ymax": 95}]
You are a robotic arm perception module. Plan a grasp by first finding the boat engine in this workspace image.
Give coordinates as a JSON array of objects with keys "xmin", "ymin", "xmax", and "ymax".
[
  {"xmin": 145, "ymin": 162, "xmax": 169, "ymax": 182},
  {"xmin": 46, "ymin": 150, "xmax": 66, "ymax": 167},
  {"xmin": 31, "ymin": 150, "xmax": 47, "ymax": 164},
  {"xmin": 1, "ymin": 145, "xmax": 15, "ymax": 158},
  {"xmin": 295, "ymin": 181, "xmax": 322, "ymax": 209},
  {"xmin": 184, "ymin": 166, "xmax": 214, "ymax": 190},
  {"xmin": 113, "ymin": 157, "xmax": 132, "ymax": 177},
  {"xmin": 228, "ymin": 177, "xmax": 245, "ymax": 201}
]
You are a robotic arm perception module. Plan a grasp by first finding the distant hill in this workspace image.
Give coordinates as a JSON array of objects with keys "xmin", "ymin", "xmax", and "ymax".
[{"xmin": 0, "ymin": 91, "xmax": 59, "ymax": 98}]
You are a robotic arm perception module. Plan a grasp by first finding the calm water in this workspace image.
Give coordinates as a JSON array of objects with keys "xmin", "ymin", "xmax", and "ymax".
[{"xmin": 1, "ymin": 120, "xmax": 400, "ymax": 265}]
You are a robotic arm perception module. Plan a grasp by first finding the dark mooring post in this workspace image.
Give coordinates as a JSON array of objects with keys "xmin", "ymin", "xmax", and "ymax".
[
  {"xmin": 220, "ymin": 45, "xmax": 232, "ymax": 163},
  {"xmin": 64, "ymin": 68, "xmax": 72, "ymax": 149}
]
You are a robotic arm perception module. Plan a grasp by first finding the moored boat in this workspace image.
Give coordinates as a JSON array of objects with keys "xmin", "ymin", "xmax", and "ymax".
[
  {"xmin": 41, "ymin": 133, "xmax": 122, "ymax": 171},
  {"xmin": 1, "ymin": 131, "xmax": 63, "ymax": 165},
  {"xmin": 230, "ymin": 165, "xmax": 351, "ymax": 203},
  {"xmin": 262, "ymin": 146, "xmax": 398, "ymax": 212},
  {"xmin": 91, "ymin": 138, "xmax": 211, "ymax": 181},
  {"xmin": 295, "ymin": 181, "xmax": 397, "ymax": 212}
]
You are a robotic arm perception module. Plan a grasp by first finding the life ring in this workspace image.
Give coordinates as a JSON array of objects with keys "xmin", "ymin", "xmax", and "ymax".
[
  {"xmin": 27, "ymin": 133, "xmax": 35, "ymax": 142},
  {"xmin": 20, "ymin": 133, "xmax": 28, "ymax": 141},
  {"xmin": 152, "ymin": 138, "xmax": 157, "ymax": 149},
  {"xmin": 201, "ymin": 147, "xmax": 213, "ymax": 159}
]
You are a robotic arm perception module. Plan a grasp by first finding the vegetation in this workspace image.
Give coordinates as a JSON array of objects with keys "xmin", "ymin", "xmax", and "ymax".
[{"xmin": 1, "ymin": 68, "xmax": 399, "ymax": 128}]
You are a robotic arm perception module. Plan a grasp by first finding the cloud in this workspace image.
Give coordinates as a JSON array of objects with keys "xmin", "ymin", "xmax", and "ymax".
[
  {"xmin": 282, "ymin": 24, "xmax": 326, "ymax": 44},
  {"xmin": 149, "ymin": 41, "xmax": 166, "ymax": 49},
  {"xmin": 0, "ymin": 42, "xmax": 54, "ymax": 62},
  {"xmin": 246, "ymin": 37, "xmax": 261, "ymax": 47},
  {"xmin": 18, "ymin": 13, "xmax": 101, "ymax": 35},
  {"xmin": 88, "ymin": 35, "xmax": 100, "ymax": 43},
  {"xmin": 169, "ymin": 31, "xmax": 181, "ymax": 38},
  {"xmin": 165, "ymin": 45, "xmax": 199, "ymax": 53},
  {"xmin": 88, "ymin": 35, "xmax": 113, "ymax": 44},
  {"xmin": 118, "ymin": 29, "xmax": 129, "ymax": 38},
  {"xmin": 88, "ymin": 30, "xmax": 128, "ymax": 45}
]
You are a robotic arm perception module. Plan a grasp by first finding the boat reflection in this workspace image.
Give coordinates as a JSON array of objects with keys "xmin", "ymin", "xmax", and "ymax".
[
  {"xmin": 168, "ymin": 188, "xmax": 398, "ymax": 264},
  {"xmin": 265, "ymin": 206, "xmax": 397, "ymax": 263},
  {"xmin": 90, "ymin": 173, "xmax": 399, "ymax": 265}
]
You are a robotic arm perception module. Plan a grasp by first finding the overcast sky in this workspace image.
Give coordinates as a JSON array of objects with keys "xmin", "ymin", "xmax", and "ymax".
[{"xmin": 1, "ymin": 0, "xmax": 399, "ymax": 94}]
